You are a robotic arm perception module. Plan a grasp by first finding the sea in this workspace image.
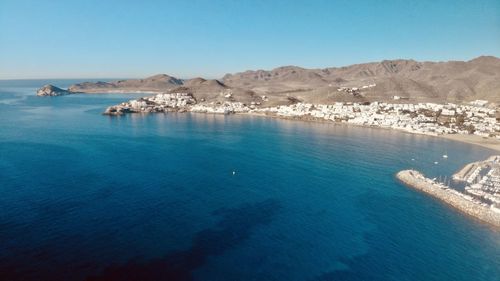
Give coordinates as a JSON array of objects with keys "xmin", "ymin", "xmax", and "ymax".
[{"xmin": 0, "ymin": 79, "xmax": 499, "ymax": 281}]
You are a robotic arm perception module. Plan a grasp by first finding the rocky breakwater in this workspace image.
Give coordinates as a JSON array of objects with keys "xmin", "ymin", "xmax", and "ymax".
[
  {"xmin": 396, "ymin": 169, "xmax": 500, "ymax": 228},
  {"xmin": 36, "ymin": 84, "xmax": 72, "ymax": 96},
  {"xmin": 103, "ymin": 93, "xmax": 196, "ymax": 115}
]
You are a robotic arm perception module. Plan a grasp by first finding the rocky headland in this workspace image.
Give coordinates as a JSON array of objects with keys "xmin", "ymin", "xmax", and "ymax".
[{"xmin": 36, "ymin": 84, "xmax": 72, "ymax": 96}]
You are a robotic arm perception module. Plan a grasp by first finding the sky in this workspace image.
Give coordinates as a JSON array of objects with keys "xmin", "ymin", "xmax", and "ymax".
[{"xmin": 0, "ymin": 0, "xmax": 499, "ymax": 79}]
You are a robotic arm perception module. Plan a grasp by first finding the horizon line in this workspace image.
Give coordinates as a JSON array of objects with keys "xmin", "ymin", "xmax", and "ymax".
[{"xmin": 1, "ymin": 54, "xmax": 498, "ymax": 81}]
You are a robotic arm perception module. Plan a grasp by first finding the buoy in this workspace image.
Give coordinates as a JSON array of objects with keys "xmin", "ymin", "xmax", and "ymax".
[{"xmin": 232, "ymin": 171, "xmax": 236, "ymax": 175}]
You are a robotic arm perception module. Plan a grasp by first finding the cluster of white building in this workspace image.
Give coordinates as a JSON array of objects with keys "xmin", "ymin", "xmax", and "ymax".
[
  {"xmin": 190, "ymin": 102, "xmax": 249, "ymax": 114},
  {"xmin": 337, "ymin": 84, "xmax": 376, "ymax": 96},
  {"xmin": 104, "ymin": 93, "xmax": 196, "ymax": 114},
  {"xmin": 464, "ymin": 156, "xmax": 500, "ymax": 206},
  {"xmin": 104, "ymin": 93, "xmax": 499, "ymax": 140},
  {"xmin": 251, "ymin": 101, "xmax": 499, "ymax": 138},
  {"xmin": 129, "ymin": 93, "xmax": 195, "ymax": 109}
]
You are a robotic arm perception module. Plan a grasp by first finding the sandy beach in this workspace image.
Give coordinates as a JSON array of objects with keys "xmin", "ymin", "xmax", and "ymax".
[
  {"xmin": 244, "ymin": 112, "xmax": 500, "ymax": 153},
  {"xmin": 439, "ymin": 134, "xmax": 500, "ymax": 153}
]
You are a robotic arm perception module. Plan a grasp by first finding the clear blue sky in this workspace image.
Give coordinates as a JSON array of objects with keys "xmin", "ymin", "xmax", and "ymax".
[{"xmin": 1, "ymin": 0, "xmax": 499, "ymax": 79}]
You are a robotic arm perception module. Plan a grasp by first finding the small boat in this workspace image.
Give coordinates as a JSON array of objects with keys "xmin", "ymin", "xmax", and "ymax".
[
  {"xmin": 443, "ymin": 154, "xmax": 448, "ymax": 158},
  {"xmin": 232, "ymin": 171, "xmax": 236, "ymax": 175},
  {"xmin": 434, "ymin": 161, "xmax": 439, "ymax": 164}
]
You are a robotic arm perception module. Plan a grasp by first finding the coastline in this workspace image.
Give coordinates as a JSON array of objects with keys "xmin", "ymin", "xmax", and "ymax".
[
  {"xmin": 438, "ymin": 134, "xmax": 500, "ymax": 153},
  {"xmin": 52, "ymin": 87, "xmax": 500, "ymax": 154},
  {"xmin": 238, "ymin": 111, "xmax": 500, "ymax": 153}
]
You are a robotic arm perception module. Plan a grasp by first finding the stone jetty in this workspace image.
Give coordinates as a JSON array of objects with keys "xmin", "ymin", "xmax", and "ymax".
[{"xmin": 396, "ymin": 169, "xmax": 500, "ymax": 228}]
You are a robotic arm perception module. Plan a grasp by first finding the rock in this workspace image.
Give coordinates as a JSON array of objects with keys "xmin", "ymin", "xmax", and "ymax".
[
  {"xmin": 103, "ymin": 106, "xmax": 119, "ymax": 115},
  {"xmin": 103, "ymin": 106, "xmax": 131, "ymax": 115},
  {"xmin": 36, "ymin": 84, "xmax": 71, "ymax": 96}
]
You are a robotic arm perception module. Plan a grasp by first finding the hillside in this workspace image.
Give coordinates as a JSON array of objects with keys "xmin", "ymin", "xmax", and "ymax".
[
  {"xmin": 222, "ymin": 56, "xmax": 500, "ymax": 104},
  {"xmin": 65, "ymin": 56, "xmax": 500, "ymax": 104}
]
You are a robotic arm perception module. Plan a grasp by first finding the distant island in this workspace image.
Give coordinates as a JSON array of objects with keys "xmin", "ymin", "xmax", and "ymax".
[
  {"xmin": 37, "ymin": 56, "xmax": 500, "ymax": 151},
  {"xmin": 36, "ymin": 84, "xmax": 72, "ymax": 96}
]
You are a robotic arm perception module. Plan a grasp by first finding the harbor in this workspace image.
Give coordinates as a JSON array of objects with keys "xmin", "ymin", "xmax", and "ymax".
[{"xmin": 396, "ymin": 156, "xmax": 500, "ymax": 228}]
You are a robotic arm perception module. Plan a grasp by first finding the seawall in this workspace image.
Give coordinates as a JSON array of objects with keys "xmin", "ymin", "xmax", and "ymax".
[{"xmin": 396, "ymin": 170, "xmax": 500, "ymax": 228}]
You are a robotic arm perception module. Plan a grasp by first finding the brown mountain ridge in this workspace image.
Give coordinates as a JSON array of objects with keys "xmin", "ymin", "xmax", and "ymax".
[{"xmin": 66, "ymin": 56, "xmax": 500, "ymax": 104}]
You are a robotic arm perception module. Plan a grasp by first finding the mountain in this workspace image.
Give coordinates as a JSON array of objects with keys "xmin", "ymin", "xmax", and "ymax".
[
  {"xmin": 63, "ymin": 56, "xmax": 500, "ymax": 104},
  {"xmin": 68, "ymin": 74, "xmax": 183, "ymax": 92},
  {"xmin": 222, "ymin": 56, "xmax": 500, "ymax": 104}
]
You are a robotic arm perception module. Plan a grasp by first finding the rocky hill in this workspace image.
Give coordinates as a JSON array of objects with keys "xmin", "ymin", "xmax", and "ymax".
[
  {"xmin": 68, "ymin": 74, "xmax": 183, "ymax": 92},
  {"xmin": 57, "ymin": 56, "xmax": 500, "ymax": 104},
  {"xmin": 36, "ymin": 84, "xmax": 72, "ymax": 96},
  {"xmin": 222, "ymin": 56, "xmax": 500, "ymax": 104}
]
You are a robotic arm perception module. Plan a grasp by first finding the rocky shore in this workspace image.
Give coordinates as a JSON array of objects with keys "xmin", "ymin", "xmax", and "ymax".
[{"xmin": 396, "ymin": 169, "xmax": 500, "ymax": 228}]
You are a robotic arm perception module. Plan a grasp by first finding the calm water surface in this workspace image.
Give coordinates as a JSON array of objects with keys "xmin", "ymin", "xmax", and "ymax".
[{"xmin": 0, "ymin": 80, "xmax": 499, "ymax": 281}]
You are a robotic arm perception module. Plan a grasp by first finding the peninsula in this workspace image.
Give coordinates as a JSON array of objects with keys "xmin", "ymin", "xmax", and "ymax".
[
  {"xmin": 397, "ymin": 156, "xmax": 500, "ymax": 228},
  {"xmin": 36, "ymin": 84, "xmax": 72, "ymax": 96}
]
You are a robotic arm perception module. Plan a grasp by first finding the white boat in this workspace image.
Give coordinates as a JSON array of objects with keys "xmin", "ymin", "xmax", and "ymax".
[{"xmin": 443, "ymin": 154, "xmax": 448, "ymax": 158}]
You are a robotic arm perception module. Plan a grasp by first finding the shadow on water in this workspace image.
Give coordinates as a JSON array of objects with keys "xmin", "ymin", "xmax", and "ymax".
[{"xmin": 85, "ymin": 199, "xmax": 281, "ymax": 281}]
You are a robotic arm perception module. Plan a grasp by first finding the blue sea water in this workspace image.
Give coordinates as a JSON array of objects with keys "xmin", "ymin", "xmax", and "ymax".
[{"xmin": 0, "ymin": 80, "xmax": 499, "ymax": 281}]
